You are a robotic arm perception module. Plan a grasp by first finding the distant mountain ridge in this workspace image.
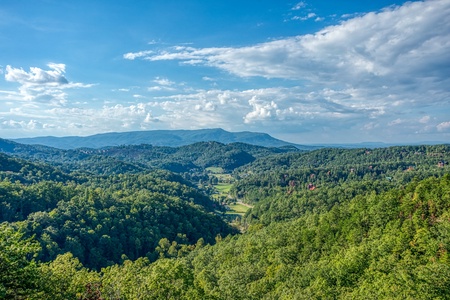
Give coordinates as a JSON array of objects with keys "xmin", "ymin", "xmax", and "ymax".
[{"xmin": 13, "ymin": 128, "xmax": 315, "ymax": 150}]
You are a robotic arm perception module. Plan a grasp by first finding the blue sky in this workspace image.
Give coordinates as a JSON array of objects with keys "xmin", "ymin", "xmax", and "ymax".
[{"xmin": 1, "ymin": 0, "xmax": 449, "ymax": 144}]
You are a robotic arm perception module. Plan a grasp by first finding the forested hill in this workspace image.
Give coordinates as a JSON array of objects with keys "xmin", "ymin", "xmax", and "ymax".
[
  {"xmin": 1, "ymin": 143, "xmax": 450, "ymax": 299},
  {"xmin": 231, "ymin": 145, "xmax": 450, "ymax": 224},
  {"xmin": 0, "ymin": 153, "xmax": 236, "ymax": 272},
  {"xmin": 0, "ymin": 138, "xmax": 300, "ymax": 174},
  {"xmin": 12, "ymin": 128, "xmax": 315, "ymax": 150}
]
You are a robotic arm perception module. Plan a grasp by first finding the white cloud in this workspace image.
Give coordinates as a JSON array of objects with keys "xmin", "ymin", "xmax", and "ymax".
[
  {"xmin": 292, "ymin": 2, "xmax": 306, "ymax": 11},
  {"xmin": 44, "ymin": 103, "xmax": 157, "ymax": 133},
  {"xmin": 148, "ymin": 86, "xmax": 176, "ymax": 92},
  {"xmin": 143, "ymin": 112, "xmax": 159, "ymax": 124},
  {"xmin": 148, "ymin": 86, "xmax": 163, "ymax": 91},
  {"xmin": 147, "ymin": 77, "xmax": 178, "ymax": 92},
  {"xmin": 419, "ymin": 116, "xmax": 431, "ymax": 124},
  {"xmin": 123, "ymin": 50, "xmax": 154, "ymax": 60},
  {"xmin": 244, "ymin": 97, "xmax": 277, "ymax": 124},
  {"xmin": 118, "ymin": 0, "xmax": 450, "ymax": 143},
  {"xmin": 153, "ymin": 77, "xmax": 175, "ymax": 86},
  {"xmin": 126, "ymin": 0, "xmax": 450, "ymax": 89},
  {"xmin": 195, "ymin": 101, "xmax": 216, "ymax": 112},
  {"xmin": 1, "ymin": 119, "xmax": 44, "ymax": 130},
  {"xmin": 2, "ymin": 83, "xmax": 448, "ymax": 142},
  {"xmin": 292, "ymin": 12, "xmax": 317, "ymax": 21},
  {"xmin": 5, "ymin": 63, "xmax": 68, "ymax": 85},
  {"xmin": 437, "ymin": 121, "xmax": 450, "ymax": 132},
  {"xmin": 4, "ymin": 63, "xmax": 93, "ymax": 105}
]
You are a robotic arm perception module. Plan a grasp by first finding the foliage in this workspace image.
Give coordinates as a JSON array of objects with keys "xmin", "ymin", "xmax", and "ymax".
[
  {"xmin": 1, "ymin": 139, "xmax": 298, "ymax": 176},
  {"xmin": 186, "ymin": 174, "xmax": 450, "ymax": 299},
  {"xmin": 0, "ymin": 223, "xmax": 41, "ymax": 299},
  {"xmin": 0, "ymin": 155, "xmax": 236, "ymax": 270},
  {"xmin": 38, "ymin": 253, "xmax": 101, "ymax": 300},
  {"xmin": 1, "ymin": 141, "xmax": 450, "ymax": 299},
  {"xmin": 232, "ymin": 145, "xmax": 450, "ymax": 222}
]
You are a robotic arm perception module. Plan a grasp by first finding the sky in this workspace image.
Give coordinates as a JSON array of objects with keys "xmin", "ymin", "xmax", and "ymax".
[{"xmin": 0, "ymin": 0, "xmax": 449, "ymax": 144}]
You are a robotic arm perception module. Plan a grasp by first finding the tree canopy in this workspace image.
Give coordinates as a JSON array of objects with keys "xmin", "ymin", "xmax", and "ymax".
[{"xmin": 0, "ymin": 142, "xmax": 449, "ymax": 299}]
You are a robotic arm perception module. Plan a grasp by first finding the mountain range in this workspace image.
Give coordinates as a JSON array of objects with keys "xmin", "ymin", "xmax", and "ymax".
[
  {"xmin": 13, "ymin": 128, "xmax": 317, "ymax": 150},
  {"xmin": 10, "ymin": 128, "xmax": 447, "ymax": 151}
]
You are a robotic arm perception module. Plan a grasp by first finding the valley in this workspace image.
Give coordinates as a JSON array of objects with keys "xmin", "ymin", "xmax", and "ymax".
[{"xmin": 1, "ymin": 137, "xmax": 449, "ymax": 299}]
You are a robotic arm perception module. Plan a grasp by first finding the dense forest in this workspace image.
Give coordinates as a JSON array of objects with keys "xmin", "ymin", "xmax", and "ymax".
[
  {"xmin": 1, "ymin": 140, "xmax": 449, "ymax": 299},
  {"xmin": 0, "ymin": 138, "xmax": 299, "ymax": 174}
]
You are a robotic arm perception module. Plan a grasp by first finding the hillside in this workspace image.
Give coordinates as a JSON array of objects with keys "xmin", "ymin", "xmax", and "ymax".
[
  {"xmin": 1, "ymin": 143, "xmax": 450, "ymax": 299},
  {"xmin": 0, "ymin": 139, "xmax": 300, "ymax": 175},
  {"xmin": 0, "ymin": 153, "xmax": 236, "ymax": 271},
  {"xmin": 12, "ymin": 128, "xmax": 315, "ymax": 150}
]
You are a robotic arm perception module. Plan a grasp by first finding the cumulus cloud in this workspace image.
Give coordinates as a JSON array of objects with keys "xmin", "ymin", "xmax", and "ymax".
[
  {"xmin": 151, "ymin": 87, "xmax": 378, "ymax": 130},
  {"xmin": 4, "ymin": 63, "xmax": 93, "ymax": 105},
  {"xmin": 244, "ymin": 97, "xmax": 278, "ymax": 123},
  {"xmin": 5, "ymin": 63, "xmax": 68, "ymax": 85},
  {"xmin": 118, "ymin": 0, "xmax": 450, "ymax": 143},
  {"xmin": 143, "ymin": 112, "xmax": 159, "ymax": 124},
  {"xmin": 2, "ymin": 83, "xmax": 448, "ymax": 142},
  {"xmin": 195, "ymin": 101, "xmax": 216, "ymax": 112},
  {"xmin": 40, "ymin": 103, "xmax": 158, "ymax": 133},
  {"xmin": 126, "ymin": 0, "xmax": 450, "ymax": 88},
  {"xmin": 1, "ymin": 119, "xmax": 44, "ymax": 130}
]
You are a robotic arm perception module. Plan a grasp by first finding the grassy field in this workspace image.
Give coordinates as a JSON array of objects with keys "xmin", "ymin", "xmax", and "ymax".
[
  {"xmin": 207, "ymin": 167, "xmax": 234, "ymax": 182},
  {"xmin": 215, "ymin": 183, "xmax": 233, "ymax": 193},
  {"xmin": 206, "ymin": 167, "xmax": 224, "ymax": 173},
  {"xmin": 206, "ymin": 166, "xmax": 250, "ymax": 217},
  {"xmin": 226, "ymin": 203, "xmax": 251, "ymax": 215}
]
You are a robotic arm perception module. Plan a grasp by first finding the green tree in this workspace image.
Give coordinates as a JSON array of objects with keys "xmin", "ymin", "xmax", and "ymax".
[
  {"xmin": 0, "ymin": 223, "xmax": 41, "ymax": 299},
  {"xmin": 38, "ymin": 252, "xmax": 100, "ymax": 300}
]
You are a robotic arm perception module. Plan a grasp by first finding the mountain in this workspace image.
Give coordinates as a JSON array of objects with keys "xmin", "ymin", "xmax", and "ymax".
[{"xmin": 13, "ymin": 128, "xmax": 315, "ymax": 150}]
